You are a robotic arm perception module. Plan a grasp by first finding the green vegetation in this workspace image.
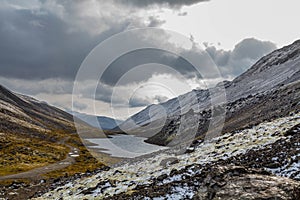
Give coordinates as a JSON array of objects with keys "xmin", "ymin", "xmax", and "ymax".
[
  {"xmin": 0, "ymin": 133, "xmax": 68, "ymax": 176},
  {"xmin": 0, "ymin": 129, "xmax": 107, "ymax": 179}
]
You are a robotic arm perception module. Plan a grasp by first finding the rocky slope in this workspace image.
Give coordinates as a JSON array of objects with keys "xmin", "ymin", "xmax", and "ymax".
[
  {"xmin": 33, "ymin": 111, "xmax": 300, "ymax": 199},
  {"xmin": 118, "ymin": 39, "xmax": 300, "ymax": 146},
  {"xmin": 146, "ymin": 78, "xmax": 300, "ymax": 146}
]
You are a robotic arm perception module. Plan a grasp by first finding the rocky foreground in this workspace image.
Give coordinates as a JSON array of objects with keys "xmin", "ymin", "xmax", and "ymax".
[{"xmin": 33, "ymin": 112, "xmax": 300, "ymax": 199}]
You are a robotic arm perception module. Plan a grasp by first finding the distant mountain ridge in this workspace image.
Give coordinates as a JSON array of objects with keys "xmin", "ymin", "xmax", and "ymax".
[{"xmin": 70, "ymin": 111, "xmax": 123, "ymax": 130}]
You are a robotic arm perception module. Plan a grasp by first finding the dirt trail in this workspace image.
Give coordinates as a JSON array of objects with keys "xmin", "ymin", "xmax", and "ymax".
[{"xmin": 0, "ymin": 140, "xmax": 79, "ymax": 180}]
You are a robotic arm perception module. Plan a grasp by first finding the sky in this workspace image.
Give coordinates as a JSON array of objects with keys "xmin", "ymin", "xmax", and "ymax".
[{"xmin": 0, "ymin": 0, "xmax": 299, "ymax": 120}]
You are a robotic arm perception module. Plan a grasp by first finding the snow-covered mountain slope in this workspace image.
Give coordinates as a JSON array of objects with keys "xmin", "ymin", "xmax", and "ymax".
[
  {"xmin": 146, "ymin": 79, "xmax": 300, "ymax": 145},
  {"xmin": 33, "ymin": 111, "xmax": 300, "ymax": 200},
  {"xmin": 227, "ymin": 39, "xmax": 300, "ymax": 100},
  {"xmin": 117, "ymin": 39, "xmax": 300, "ymax": 146},
  {"xmin": 70, "ymin": 111, "xmax": 123, "ymax": 130}
]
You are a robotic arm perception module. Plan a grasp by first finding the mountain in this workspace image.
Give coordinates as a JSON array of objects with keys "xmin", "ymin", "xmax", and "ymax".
[
  {"xmin": 117, "ymin": 39, "xmax": 300, "ymax": 146},
  {"xmin": 70, "ymin": 111, "xmax": 123, "ymax": 130},
  {"xmin": 0, "ymin": 85, "xmax": 105, "ymax": 190},
  {"xmin": 0, "ymin": 84, "xmax": 76, "ymax": 135},
  {"xmin": 0, "ymin": 84, "xmax": 105, "ymax": 138}
]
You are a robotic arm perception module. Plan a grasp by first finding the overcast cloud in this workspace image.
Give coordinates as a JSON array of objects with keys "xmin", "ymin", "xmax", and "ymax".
[
  {"xmin": 205, "ymin": 38, "xmax": 277, "ymax": 77},
  {"xmin": 118, "ymin": 0, "xmax": 209, "ymax": 8},
  {"xmin": 0, "ymin": 0, "xmax": 278, "ymax": 118}
]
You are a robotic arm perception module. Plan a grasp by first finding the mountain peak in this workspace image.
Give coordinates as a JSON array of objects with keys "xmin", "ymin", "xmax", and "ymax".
[{"xmin": 0, "ymin": 84, "xmax": 10, "ymax": 93}]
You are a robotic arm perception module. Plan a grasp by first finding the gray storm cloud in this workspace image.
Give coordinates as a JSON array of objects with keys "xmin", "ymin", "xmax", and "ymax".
[
  {"xmin": 100, "ymin": 49, "xmax": 202, "ymax": 86},
  {"xmin": 205, "ymin": 38, "xmax": 277, "ymax": 76},
  {"xmin": 99, "ymin": 38, "xmax": 276, "ymax": 87},
  {"xmin": 0, "ymin": 0, "xmax": 168, "ymax": 81},
  {"xmin": 118, "ymin": 0, "xmax": 209, "ymax": 8},
  {"xmin": 0, "ymin": 1, "xmax": 276, "ymax": 83},
  {"xmin": 0, "ymin": 0, "xmax": 277, "ymax": 112},
  {"xmin": 0, "ymin": 4, "xmax": 129, "ymax": 80}
]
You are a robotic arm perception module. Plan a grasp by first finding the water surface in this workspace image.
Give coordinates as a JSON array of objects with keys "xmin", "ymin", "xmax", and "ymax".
[{"xmin": 87, "ymin": 134, "xmax": 168, "ymax": 158}]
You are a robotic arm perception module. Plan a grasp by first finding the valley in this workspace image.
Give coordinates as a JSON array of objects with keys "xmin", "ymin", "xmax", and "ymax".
[
  {"xmin": 0, "ymin": 39, "xmax": 299, "ymax": 199},
  {"xmin": 30, "ymin": 39, "xmax": 300, "ymax": 199},
  {"xmin": 1, "ymin": 0, "xmax": 299, "ymax": 199},
  {"xmin": 0, "ymin": 85, "xmax": 116, "ymax": 199}
]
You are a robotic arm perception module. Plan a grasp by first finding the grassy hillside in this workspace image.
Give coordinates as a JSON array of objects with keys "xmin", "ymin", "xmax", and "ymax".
[{"xmin": 0, "ymin": 85, "xmax": 120, "ymax": 194}]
